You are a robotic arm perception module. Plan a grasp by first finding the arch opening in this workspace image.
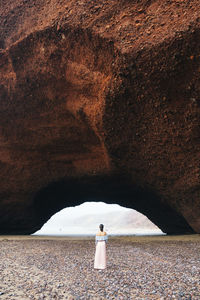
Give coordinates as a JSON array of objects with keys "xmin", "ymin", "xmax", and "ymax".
[
  {"xmin": 32, "ymin": 175, "xmax": 194, "ymax": 235},
  {"xmin": 34, "ymin": 201, "xmax": 164, "ymax": 236}
]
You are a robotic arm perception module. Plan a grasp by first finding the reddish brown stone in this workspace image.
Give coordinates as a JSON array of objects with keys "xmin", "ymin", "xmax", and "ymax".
[{"xmin": 0, "ymin": 0, "xmax": 200, "ymax": 234}]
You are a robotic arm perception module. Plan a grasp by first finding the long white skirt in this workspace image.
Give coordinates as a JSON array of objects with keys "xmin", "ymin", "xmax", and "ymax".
[{"xmin": 94, "ymin": 241, "xmax": 106, "ymax": 269}]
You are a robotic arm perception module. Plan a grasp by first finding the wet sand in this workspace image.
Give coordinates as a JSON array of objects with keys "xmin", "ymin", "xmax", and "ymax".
[{"xmin": 0, "ymin": 235, "xmax": 200, "ymax": 299}]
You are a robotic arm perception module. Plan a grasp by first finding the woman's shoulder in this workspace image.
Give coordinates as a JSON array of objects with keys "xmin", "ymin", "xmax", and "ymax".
[
  {"xmin": 96, "ymin": 231, "xmax": 102, "ymax": 236},
  {"xmin": 96, "ymin": 231, "xmax": 107, "ymax": 236}
]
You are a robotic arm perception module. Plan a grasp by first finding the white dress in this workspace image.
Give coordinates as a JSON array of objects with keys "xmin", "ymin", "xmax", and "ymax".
[{"xmin": 94, "ymin": 233, "xmax": 108, "ymax": 269}]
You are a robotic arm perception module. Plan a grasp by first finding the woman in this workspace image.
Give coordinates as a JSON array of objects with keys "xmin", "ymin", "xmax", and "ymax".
[{"xmin": 94, "ymin": 224, "xmax": 108, "ymax": 270}]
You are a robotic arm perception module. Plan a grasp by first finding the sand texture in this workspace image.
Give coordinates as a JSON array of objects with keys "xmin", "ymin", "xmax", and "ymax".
[{"xmin": 0, "ymin": 235, "xmax": 200, "ymax": 299}]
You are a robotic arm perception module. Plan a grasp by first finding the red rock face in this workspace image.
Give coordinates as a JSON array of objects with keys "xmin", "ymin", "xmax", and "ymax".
[{"xmin": 0, "ymin": 0, "xmax": 200, "ymax": 234}]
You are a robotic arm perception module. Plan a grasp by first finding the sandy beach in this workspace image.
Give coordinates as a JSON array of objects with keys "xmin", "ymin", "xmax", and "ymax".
[{"xmin": 0, "ymin": 235, "xmax": 200, "ymax": 299}]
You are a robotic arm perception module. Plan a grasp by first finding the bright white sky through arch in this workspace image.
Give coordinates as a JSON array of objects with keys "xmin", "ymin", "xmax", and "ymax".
[{"xmin": 34, "ymin": 202, "xmax": 163, "ymax": 236}]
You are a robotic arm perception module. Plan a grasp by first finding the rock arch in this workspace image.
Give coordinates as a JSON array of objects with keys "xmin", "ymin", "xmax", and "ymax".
[
  {"xmin": 32, "ymin": 176, "xmax": 194, "ymax": 235},
  {"xmin": 0, "ymin": 0, "xmax": 200, "ymax": 234}
]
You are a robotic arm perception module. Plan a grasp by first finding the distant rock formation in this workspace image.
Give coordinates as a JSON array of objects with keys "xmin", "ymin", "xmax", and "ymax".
[
  {"xmin": 0, "ymin": 0, "xmax": 200, "ymax": 234},
  {"xmin": 35, "ymin": 202, "xmax": 162, "ymax": 235}
]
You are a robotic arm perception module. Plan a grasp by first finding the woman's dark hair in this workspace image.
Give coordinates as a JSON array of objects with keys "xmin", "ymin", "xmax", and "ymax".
[{"xmin": 99, "ymin": 224, "xmax": 104, "ymax": 232}]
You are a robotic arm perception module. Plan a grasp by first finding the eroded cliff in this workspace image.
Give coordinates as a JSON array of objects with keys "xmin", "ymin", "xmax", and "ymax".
[{"xmin": 0, "ymin": 0, "xmax": 200, "ymax": 234}]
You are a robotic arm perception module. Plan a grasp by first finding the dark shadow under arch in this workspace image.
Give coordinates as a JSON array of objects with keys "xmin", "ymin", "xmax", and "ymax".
[{"xmin": 33, "ymin": 175, "xmax": 194, "ymax": 235}]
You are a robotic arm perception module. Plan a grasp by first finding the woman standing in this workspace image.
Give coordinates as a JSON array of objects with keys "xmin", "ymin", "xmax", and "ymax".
[{"xmin": 94, "ymin": 224, "xmax": 108, "ymax": 270}]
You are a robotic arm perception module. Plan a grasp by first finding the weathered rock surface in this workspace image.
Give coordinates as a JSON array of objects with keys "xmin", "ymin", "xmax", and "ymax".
[{"xmin": 0, "ymin": 0, "xmax": 200, "ymax": 234}]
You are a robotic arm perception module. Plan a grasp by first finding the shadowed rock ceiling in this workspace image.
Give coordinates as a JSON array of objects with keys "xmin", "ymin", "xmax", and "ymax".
[{"xmin": 0, "ymin": 0, "xmax": 200, "ymax": 234}]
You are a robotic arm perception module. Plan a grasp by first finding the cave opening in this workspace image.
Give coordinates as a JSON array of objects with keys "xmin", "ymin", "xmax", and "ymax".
[
  {"xmin": 34, "ymin": 201, "xmax": 164, "ymax": 236},
  {"xmin": 32, "ymin": 175, "xmax": 194, "ymax": 235}
]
